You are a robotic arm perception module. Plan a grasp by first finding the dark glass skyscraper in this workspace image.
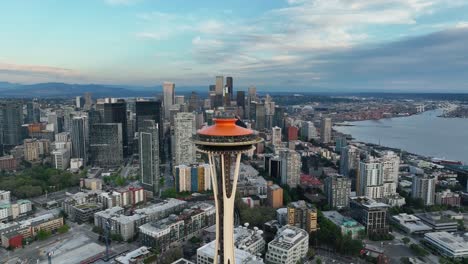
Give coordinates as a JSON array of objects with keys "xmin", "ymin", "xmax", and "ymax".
[
  {"xmin": 71, "ymin": 116, "xmax": 88, "ymax": 162},
  {"xmin": 139, "ymin": 120, "xmax": 160, "ymax": 196},
  {"xmin": 0, "ymin": 102, "xmax": 23, "ymax": 146},
  {"xmin": 135, "ymin": 100, "xmax": 163, "ymax": 154},
  {"xmin": 103, "ymin": 100, "xmax": 128, "ymax": 154},
  {"xmin": 89, "ymin": 123, "xmax": 123, "ymax": 167},
  {"xmin": 226, "ymin": 76, "xmax": 233, "ymax": 100}
]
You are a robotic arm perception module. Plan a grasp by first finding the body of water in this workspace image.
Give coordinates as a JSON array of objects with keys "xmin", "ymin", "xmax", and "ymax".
[{"xmin": 334, "ymin": 109, "xmax": 468, "ymax": 164}]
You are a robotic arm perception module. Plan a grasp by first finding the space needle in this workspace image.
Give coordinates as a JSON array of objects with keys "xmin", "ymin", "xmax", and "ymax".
[{"xmin": 193, "ymin": 116, "xmax": 262, "ymax": 264}]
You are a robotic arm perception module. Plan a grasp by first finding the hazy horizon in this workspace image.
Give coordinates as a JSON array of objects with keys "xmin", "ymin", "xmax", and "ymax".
[{"xmin": 1, "ymin": 0, "xmax": 468, "ymax": 92}]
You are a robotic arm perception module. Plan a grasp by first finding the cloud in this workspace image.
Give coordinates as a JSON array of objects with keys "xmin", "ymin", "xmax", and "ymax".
[
  {"xmin": 0, "ymin": 62, "xmax": 86, "ymax": 84},
  {"xmin": 104, "ymin": 0, "xmax": 140, "ymax": 6}
]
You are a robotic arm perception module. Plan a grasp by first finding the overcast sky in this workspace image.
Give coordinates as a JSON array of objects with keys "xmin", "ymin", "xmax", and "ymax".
[{"xmin": 1, "ymin": 0, "xmax": 468, "ymax": 92}]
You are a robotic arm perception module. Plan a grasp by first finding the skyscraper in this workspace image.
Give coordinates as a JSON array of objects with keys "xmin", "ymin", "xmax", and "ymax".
[
  {"xmin": 301, "ymin": 121, "xmax": 318, "ymax": 141},
  {"xmin": 163, "ymin": 82, "xmax": 175, "ymax": 119},
  {"xmin": 193, "ymin": 117, "xmax": 262, "ymax": 264},
  {"xmin": 89, "ymin": 123, "xmax": 123, "ymax": 167},
  {"xmin": 236, "ymin": 91, "xmax": 246, "ymax": 118},
  {"xmin": 215, "ymin": 76, "xmax": 224, "ymax": 95},
  {"xmin": 71, "ymin": 116, "xmax": 88, "ymax": 162},
  {"xmin": 320, "ymin": 117, "xmax": 332, "ymax": 144},
  {"xmin": 139, "ymin": 120, "xmax": 160, "ymax": 196},
  {"xmin": 0, "ymin": 102, "xmax": 23, "ymax": 146},
  {"xmin": 255, "ymin": 102, "xmax": 266, "ymax": 131},
  {"xmin": 26, "ymin": 100, "xmax": 40, "ymax": 124},
  {"xmin": 174, "ymin": 112, "xmax": 196, "ymax": 166},
  {"xmin": 84, "ymin": 92, "xmax": 93, "ymax": 111},
  {"xmin": 103, "ymin": 100, "xmax": 128, "ymax": 154},
  {"xmin": 225, "ymin": 76, "xmax": 233, "ymax": 101},
  {"xmin": 188, "ymin": 92, "xmax": 199, "ymax": 112},
  {"xmin": 135, "ymin": 100, "xmax": 163, "ymax": 149},
  {"xmin": 412, "ymin": 175, "xmax": 436, "ymax": 206}
]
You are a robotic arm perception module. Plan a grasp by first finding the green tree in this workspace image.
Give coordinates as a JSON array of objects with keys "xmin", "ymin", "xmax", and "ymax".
[
  {"xmin": 402, "ymin": 237, "xmax": 410, "ymax": 244},
  {"xmin": 58, "ymin": 224, "xmax": 70, "ymax": 234},
  {"xmin": 409, "ymin": 243, "xmax": 428, "ymax": 257},
  {"xmin": 36, "ymin": 230, "xmax": 51, "ymax": 241}
]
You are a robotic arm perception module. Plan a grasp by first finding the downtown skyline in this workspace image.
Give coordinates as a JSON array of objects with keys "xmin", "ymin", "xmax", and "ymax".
[{"xmin": 1, "ymin": 0, "xmax": 468, "ymax": 92}]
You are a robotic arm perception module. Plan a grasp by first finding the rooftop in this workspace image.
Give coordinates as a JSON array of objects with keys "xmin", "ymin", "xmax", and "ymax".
[
  {"xmin": 115, "ymin": 246, "xmax": 150, "ymax": 264},
  {"xmin": 350, "ymin": 196, "xmax": 390, "ymax": 209},
  {"xmin": 198, "ymin": 240, "xmax": 264, "ymax": 264},
  {"xmin": 323, "ymin": 211, "xmax": 363, "ymax": 228},
  {"xmin": 425, "ymin": 232, "xmax": 468, "ymax": 254},
  {"xmin": 269, "ymin": 225, "xmax": 308, "ymax": 250},
  {"xmin": 392, "ymin": 213, "xmax": 432, "ymax": 232}
]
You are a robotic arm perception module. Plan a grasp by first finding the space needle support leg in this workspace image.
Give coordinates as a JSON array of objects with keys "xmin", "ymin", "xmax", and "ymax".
[
  {"xmin": 208, "ymin": 153, "xmax": 220, "ymax": 264},
  {"xmin": 221, "ymin": 153, "xmax": 242, "ymax": 264}
]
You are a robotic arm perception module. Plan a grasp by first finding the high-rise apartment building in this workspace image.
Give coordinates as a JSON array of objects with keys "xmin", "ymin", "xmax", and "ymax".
[
  {"xmin": 71, "ymin": 116, "xmax": 88, "ymax": 162},
  {"xmin": 350, "ymin": 196, "xmax": 390, "ymax": 235},
  {"xmin": 139, "ymin": 120, "xmax": 160, "ymax": 196},
  {"xmin": 287, "ymin": 200, "xmax": 318, "ymax": 233},
  {"xmin": 358, "ymin": 158, "xmax": 384, "ymax": 199},
  {"xmin": 89, "ymin": 123, "xmax": 123, "ymax": 167},
  {"xmin": 320, "ymin": 117, "xmax": 332, "ymax": 144},
  {"xmin": 267, "ymin": 183, "xmax": 283, "ymax": 209},
  {"xmin": 280, "ymin": 149, "xmax": 301, "ymax": 188},
  {"xmin": 301, "ymin": 121, "xmax": 317, "ymax": 141},
  {"xmin": 382, "ymin": 151, "xmax": 400, "ymax": 197},
  {"xmin": 340, "ymin": 145, "xmax": 361, "ymax": 177},
  {"xmin": 174, "ymin": 112, "xmax": 196, "ymax": 166},
  {"xmin": 163, "ymin": 82, "xmax": 175, "ymax": 119},
  {"xmin": 412, "ymin": 174, "xmax": 436, "ymax": 206},
  {"xmin": 175, "ymin": 164, "xmax": 212, "ymax": 193},
  {"xmin": 325, "ymin": 174, "xmax": 351, "ymax": 209}
]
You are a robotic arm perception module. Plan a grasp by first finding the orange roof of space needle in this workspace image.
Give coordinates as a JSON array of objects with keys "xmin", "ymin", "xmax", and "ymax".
[{"xmin": 197, "ymin": 118, "xmax": 253, "ymax": 137}]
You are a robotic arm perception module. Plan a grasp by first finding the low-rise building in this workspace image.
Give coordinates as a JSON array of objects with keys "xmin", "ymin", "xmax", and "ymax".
[
  {"xmin": 95, "ymin": 199, "xmax": 188, "ymax": 241},
  {"xmin": 197, "ymin": 240, "xmax": 264, "ymax": 264},
  {"xmin": 234, "ymin": 225, "xmax": 266, "ymax": 256},
  {"xmin": 391, "ymin": 213, "xmax": 432, "ymax": 234},
  {"xmin": 265, "ymin": 225, "xmax": 309, "ymax": 264},
  {"xmin": 0, "ymin": 199, "xmax": 33, "ymax": 222},
  {"xmin": 424, "ymin": 232, "xmax": 468, "ymax": 258},
  {"xmin": 139, "ymin": 203, "xmax": 215, "ymax": 250},
  {"xmin": 115, "ymin": 246, "xmax": 151, "ymax": 264},
  {"xmin": 323, "ymin": 211, "xmax": 365, "ymax": 239},
  {"xmin": 62, "ymin": 191, "xmax": 101, "ymax": 223},
  {"xmin": 0, "ymin": 155, "xmax": 17, "ymax": 171},
  {"xmin": 0, "ymin": 213, "xmax": 64, "ymax": 248},
  {"xmin": 435, "ymin": 190, "xmax": 461, "ymax": 207},
  {"xmin": 415, "ymin": 211, "xmax": 460, "ymax": 232},
  {"xmin": 172, "ymin": 259, "xmax": 195, "ymax": 264}
]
